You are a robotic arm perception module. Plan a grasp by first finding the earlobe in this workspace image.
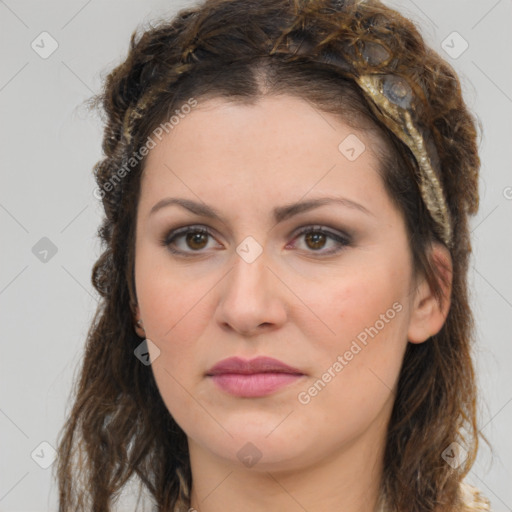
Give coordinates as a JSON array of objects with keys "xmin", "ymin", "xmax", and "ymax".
[
  {"xmin": 132, "ymin": 304, "xmax": 146, "ymax": 338},
  {"xmin": 407, "ymin": 244, "xmax": 452, "ymax": 344}
]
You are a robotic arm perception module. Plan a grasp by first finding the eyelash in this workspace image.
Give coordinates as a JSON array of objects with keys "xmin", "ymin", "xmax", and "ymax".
[{"xmin": 161, "ymin": 224, "xmax": 351, "ymax": 257}]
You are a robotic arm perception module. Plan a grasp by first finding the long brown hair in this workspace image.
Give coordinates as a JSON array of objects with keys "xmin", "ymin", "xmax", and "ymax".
[{"xmin": 55, "ymin": 0, "xmax": 484, "ymax": 510}]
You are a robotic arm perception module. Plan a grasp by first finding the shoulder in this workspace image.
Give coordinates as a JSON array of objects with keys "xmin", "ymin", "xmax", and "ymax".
[{"xmin": 459, "ymin": 482, "xmax": 492, "ymax": 511}]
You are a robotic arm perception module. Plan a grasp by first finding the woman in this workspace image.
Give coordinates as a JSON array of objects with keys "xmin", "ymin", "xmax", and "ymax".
[{"xmin": 55, "ymin": 0, "xmax": 491, "ymax": 510}]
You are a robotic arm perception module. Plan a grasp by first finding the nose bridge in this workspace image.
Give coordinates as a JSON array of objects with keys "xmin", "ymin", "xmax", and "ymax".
[
  {"xmin": 228, "ymin": 243, "xmax": 273, "ymax": 302},
  {"xmin": 215, "ymin": 240, "xmax": 287, "ymax": 333},
  {"xmin": 227, "ymin": 225, "xmax": 270, "ymax": 284}
]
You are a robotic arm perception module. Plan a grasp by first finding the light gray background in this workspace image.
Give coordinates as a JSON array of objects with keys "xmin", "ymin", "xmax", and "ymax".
[{"xmin": 1, "ymin": 0, "xmax": 511, "ymax": 511}]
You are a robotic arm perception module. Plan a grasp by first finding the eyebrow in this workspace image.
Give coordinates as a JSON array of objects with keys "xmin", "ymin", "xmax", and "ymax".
[{"xmin": 149, "ymin": 196, "xmax": 373, "ymax": 223}]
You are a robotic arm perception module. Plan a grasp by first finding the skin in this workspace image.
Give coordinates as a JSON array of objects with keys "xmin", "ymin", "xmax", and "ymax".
[{"xmin": 133, "ymin": 95, "xmax": 451, "ymax": 512}]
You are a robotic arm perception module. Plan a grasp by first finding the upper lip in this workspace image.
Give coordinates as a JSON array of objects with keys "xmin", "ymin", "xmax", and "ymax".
[{"xmin": 206, "ymin": 356, "xmax": 304, "ymax": 376}]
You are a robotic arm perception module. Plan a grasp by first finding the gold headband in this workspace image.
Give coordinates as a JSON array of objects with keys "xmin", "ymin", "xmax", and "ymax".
[{"xmin": 355, "ymin": 72, "xmax": 453, "ymax": 248}]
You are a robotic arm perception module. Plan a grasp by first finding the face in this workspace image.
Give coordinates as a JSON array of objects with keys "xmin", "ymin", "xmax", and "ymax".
[{"xmin": 134, "ymin": 94, "xmax": 418, "ymax": 472}]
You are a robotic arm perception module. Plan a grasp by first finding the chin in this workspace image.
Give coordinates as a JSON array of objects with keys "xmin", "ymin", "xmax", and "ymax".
[{"xmin": 190, "ymin": 420, "xmax": 330, "ymax": 473}]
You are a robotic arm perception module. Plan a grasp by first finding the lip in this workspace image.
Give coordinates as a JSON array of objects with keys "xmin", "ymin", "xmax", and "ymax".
[
  {"xmin": 206, "ymin": 356, "xmax": 305, "ymax": 398},
  {"xmin": 206, "ymin": 356, "xmax": 303, "ymax": 376}
]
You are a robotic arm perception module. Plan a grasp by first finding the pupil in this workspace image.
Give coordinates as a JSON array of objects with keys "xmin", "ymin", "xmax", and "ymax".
[
  {"xmin": 187, "ymin": 232, "xmax": 207, "ymax": 250},
  {"xmin": 306, "ymin": 232, "xmax": 326, "ymax": 250}
]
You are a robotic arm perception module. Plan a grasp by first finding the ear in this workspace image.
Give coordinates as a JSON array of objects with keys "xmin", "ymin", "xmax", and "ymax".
[
  {"xmin": 132, "ymin": 303, "xmax": 146, "ymax": 338},
  {"xmin": 407, "ymin": 244, "xmax": 453, "ymax": 344}
]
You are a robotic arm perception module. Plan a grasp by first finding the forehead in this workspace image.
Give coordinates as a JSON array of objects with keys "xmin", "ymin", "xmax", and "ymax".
[{"xmin": 138, "ymin": 94, "xmax": 390, "ymax": 215}]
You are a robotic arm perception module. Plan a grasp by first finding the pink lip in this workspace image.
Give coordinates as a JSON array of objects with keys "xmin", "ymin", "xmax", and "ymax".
[{"xmin": 206, "ymin": 356, "xmax": 305, "ymax": 398}]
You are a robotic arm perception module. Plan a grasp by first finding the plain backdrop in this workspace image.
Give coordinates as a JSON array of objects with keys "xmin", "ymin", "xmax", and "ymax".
[{"xmin": 1, "ymin": 0, "xmax": 511, "ymax": 510}]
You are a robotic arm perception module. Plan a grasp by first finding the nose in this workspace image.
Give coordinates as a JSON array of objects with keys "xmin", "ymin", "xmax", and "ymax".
[{"xmin": 214, "ymin": 249, "xmax": 288, "ymax": 337}]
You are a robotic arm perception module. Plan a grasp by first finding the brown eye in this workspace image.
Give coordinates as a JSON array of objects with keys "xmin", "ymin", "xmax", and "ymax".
[
  {"xmin": 185, "ymin": 231, "xmax": 209, "ymax": 250},
  {"xmin": 163, "ymin": 226, "xmax": 218, "ymax": 255},
  {"xmin": 289, "ymin": 226, "xmax": 351, "ymax": 256},
  {"xmin": 304, "ymin": 231, "xmax": 328, "ymax": 250}
]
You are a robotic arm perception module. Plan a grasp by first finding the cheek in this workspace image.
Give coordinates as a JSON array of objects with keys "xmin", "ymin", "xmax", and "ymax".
[
  {"xmin": 134, "ymin": 249, "xmax": 203, "ymax": 383},
  {"xmin": 135, "ymin": 241, "xmax": 212, "ymax": 339},
  {"xmin": 297, "ymin": 265, "xmax": 410, "ymax": 408},
  {"xmin": 304, "ymin": 262, "xmax": 410, "ymax": 346},
  {"xmin": 135, "ymin": 254, "xmax": 216, "ymax": 427}
]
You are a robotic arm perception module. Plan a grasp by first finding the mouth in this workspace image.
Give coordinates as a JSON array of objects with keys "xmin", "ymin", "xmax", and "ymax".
[{"xmin": 206, "ymin": 356, "xmax": 305, "ymax": 398}]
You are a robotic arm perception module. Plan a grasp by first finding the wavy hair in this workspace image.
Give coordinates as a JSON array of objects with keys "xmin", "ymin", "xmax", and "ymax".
[{"xmin": 55, "ymin": 0, "xmax": 484, "ymax": 510}]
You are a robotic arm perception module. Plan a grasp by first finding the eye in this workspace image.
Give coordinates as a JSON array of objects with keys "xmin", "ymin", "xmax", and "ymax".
[
  {"xmin": 162, "ymin": 224, "xmax": 351, "ymax": 256},
  {"xmin": 162, "ymin": 225, "xmax": 220, "ymax": 255},
  {"xmin": 287, "ymin": 225, "xmax": 351, "ymax": 256}
]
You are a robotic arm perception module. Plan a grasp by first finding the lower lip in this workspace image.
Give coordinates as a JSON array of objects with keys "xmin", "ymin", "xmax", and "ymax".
[{"xmin": 209, "ymin": 373, "xmax": 304, "ymax": 397}]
